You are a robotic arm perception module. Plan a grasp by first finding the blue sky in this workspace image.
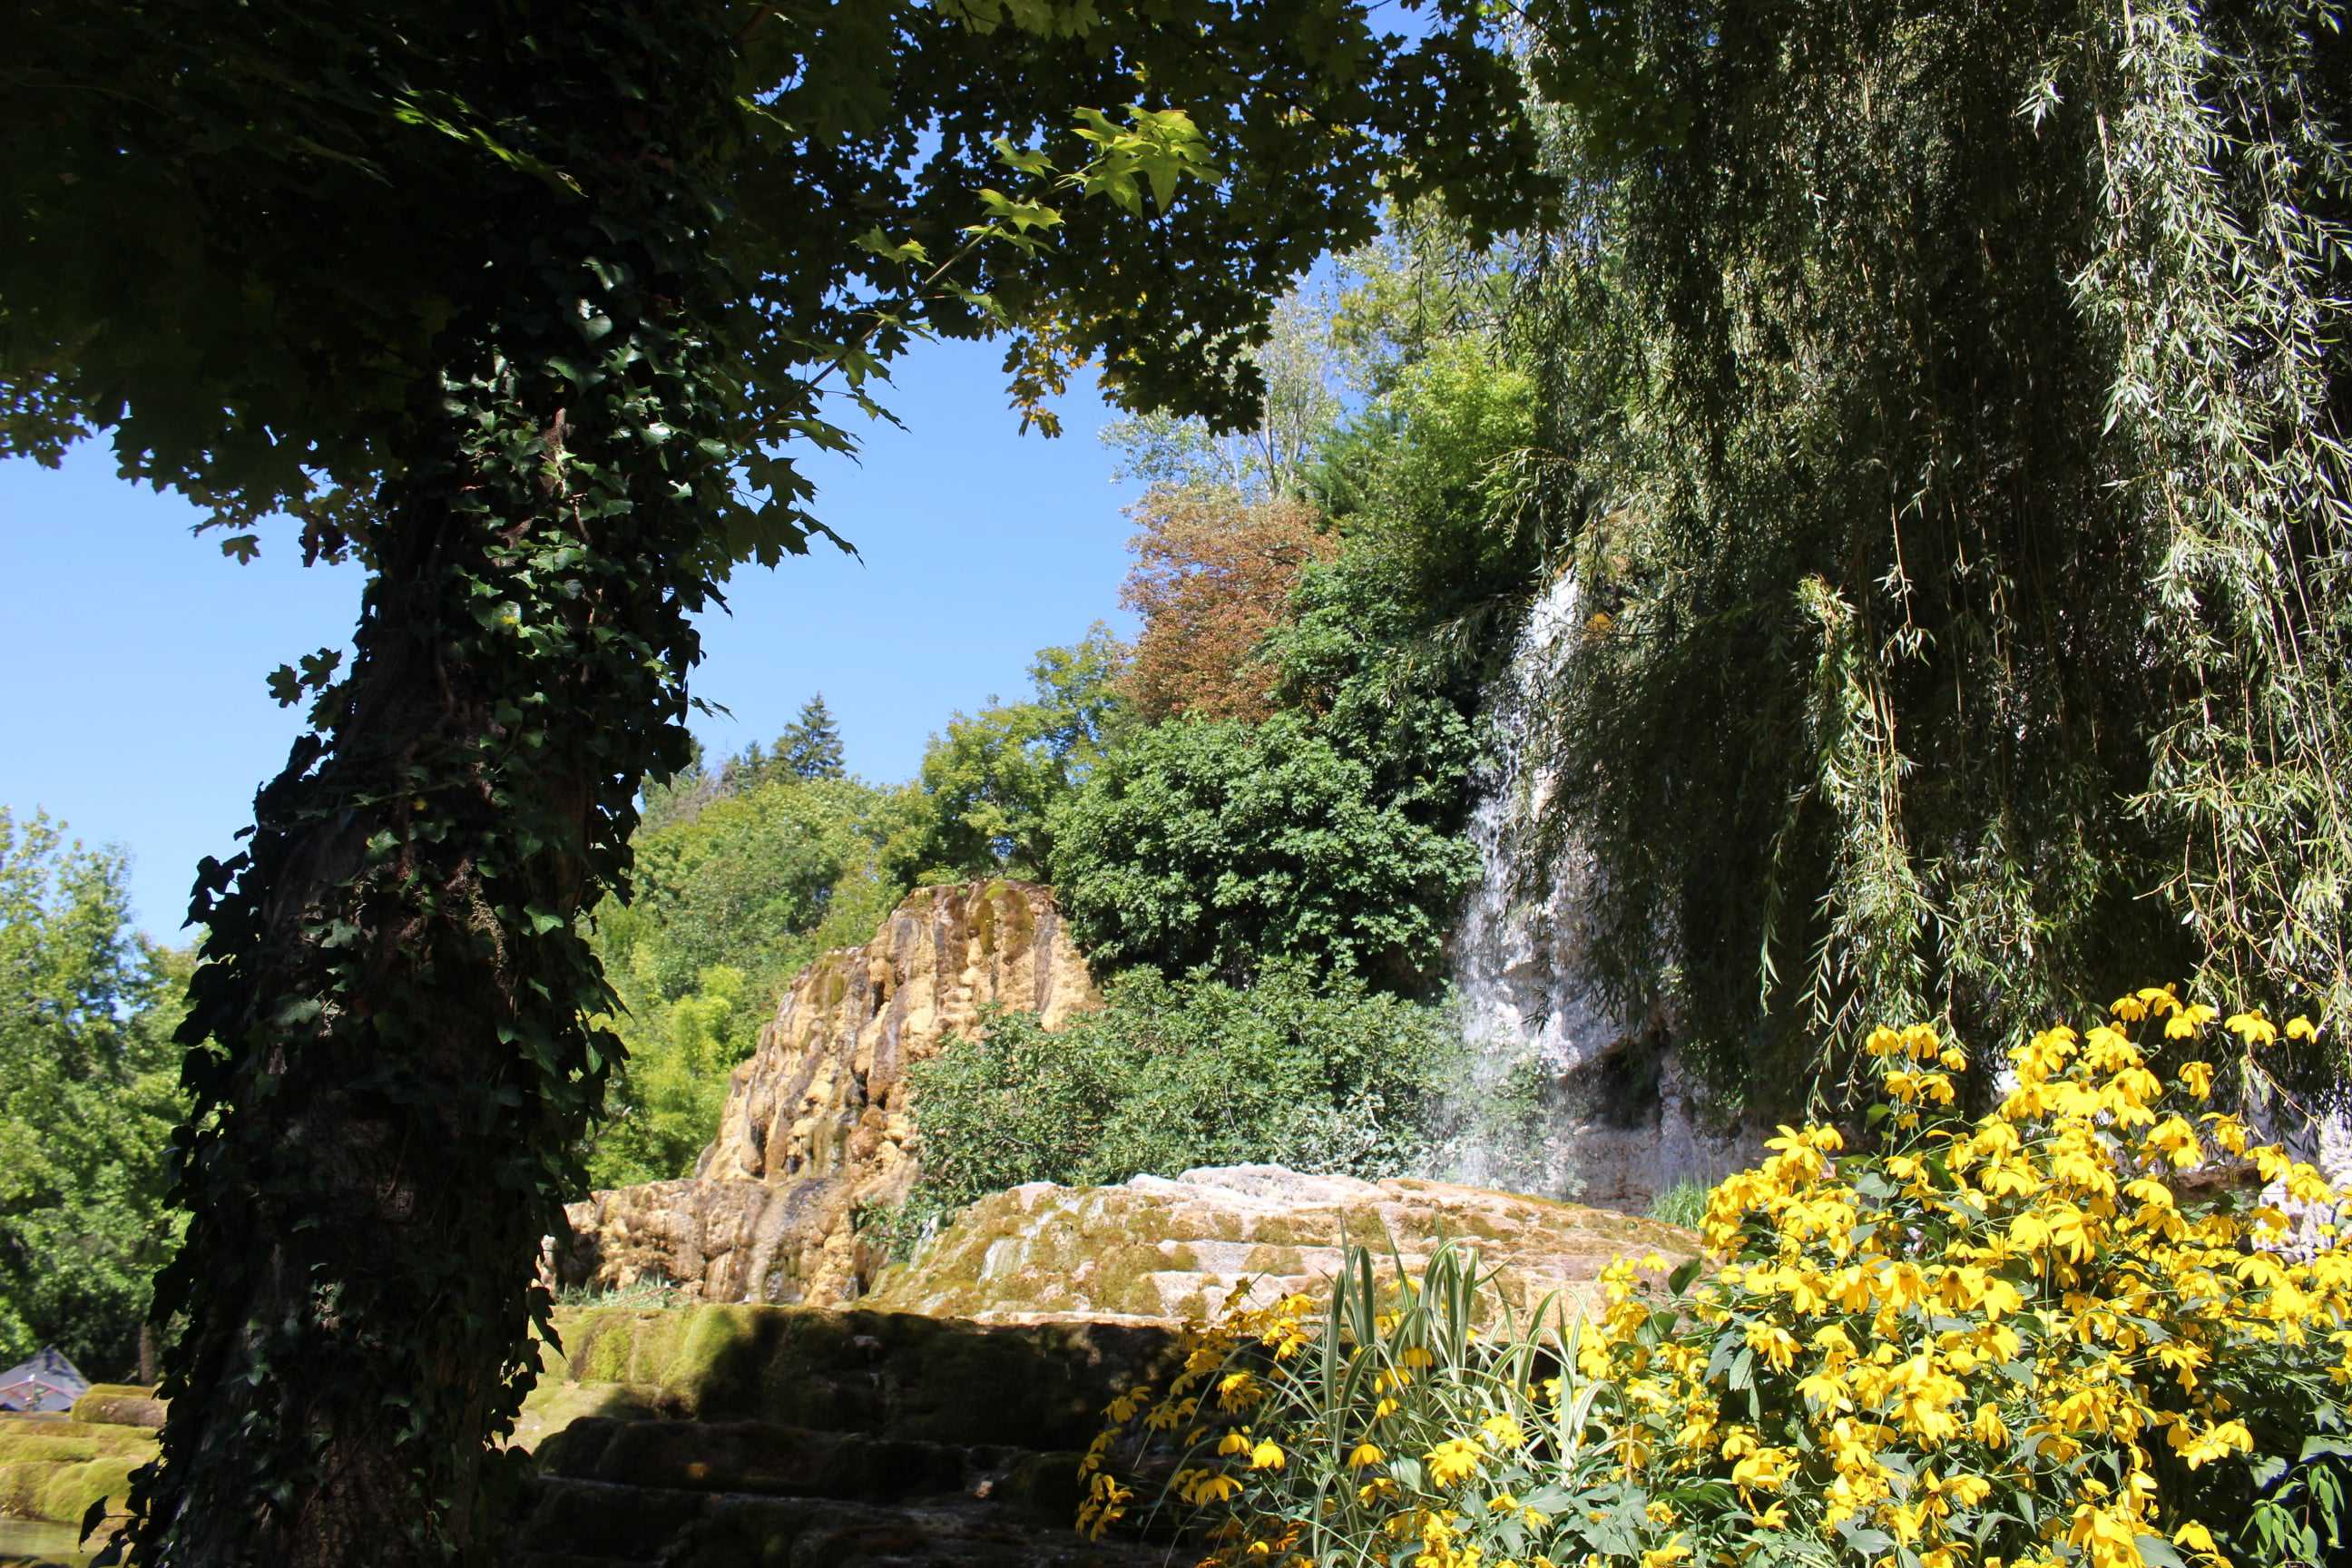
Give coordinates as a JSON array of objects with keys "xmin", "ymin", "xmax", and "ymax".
[{"xmin": 0, "ymin": 337, "xmax": 1145, "ymax": 938}]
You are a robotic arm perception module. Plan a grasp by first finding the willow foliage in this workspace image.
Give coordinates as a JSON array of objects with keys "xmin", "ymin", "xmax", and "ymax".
[{"xmin": 1520, "ymin": 0, "xmax": 2352, "ymax": 1107}]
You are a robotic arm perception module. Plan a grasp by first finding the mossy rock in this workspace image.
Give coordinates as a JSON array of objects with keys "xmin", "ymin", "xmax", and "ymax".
[
  {"xmin": 68, "ymin": 1386, "xmax": 164, "ymax": 1430},
  {"xmin": 1, "ymin": 1457, "xmax": 50, "ymax": 1516},
  {"xmin": 14, "ymin": 1455, "xmax": 143, "ymax": 1527},
  {"xmin": 867, "ymin": 1166, "xmax": 1702, "ymax": 1327},
  {"xmin": 0, "ymin": 1421, "xmax": 155, "ymax": 1471},
  {"xmin": 537, "ymin": 1302, "xmax": 1171, "ymax": 1454}
]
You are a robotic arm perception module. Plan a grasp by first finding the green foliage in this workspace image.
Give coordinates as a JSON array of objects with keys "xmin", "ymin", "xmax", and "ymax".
[
  {"xmin": 0, "ymin": 810, "xmax": 186, "ymax": 1379},
  {"xmin": 1323, "ymin": 335, "xmax": 1545, "ymax": 622},
  {"xmin": 1050, "ymin": 711, "xmax": 1478, "ymax": 990},
  {"xmin": 1645, "ymin": 1180, "xmax": 1709, "ymax": 1231},
  {"xmin": 1098, "ymin": 292, "xmax": 1342, "ymax": 503},
  {"xmin": 906, "ymin": 963, "xmax": 1454, "ymax": 1212},
  {"xmin": 600, "ymin": 774, "xmax": 898, "ymax": 1004},
  {"xmin": 584, "ymin": 771, "xmax": 902, "ymax": 1186},
  {"xmin": 889, "ymin": 625, "xmax": 1132, "ymax": 882},
  {"xmin": 10, "ymin": 0, "xmax": 1544, "ymax": 1557},
  {"xmin": 577, "ymin": 964, "xmax": 747, "ymax": 1191},
  {"xmin": 773, "ymin": 693, "xmax": 846, "ymax": 782},
  {"xmin": 1513, "ymin": 0, "xmax": 2352, "ymax": 1102},
  {"xmin": 1264, "ymin": 544, "xmax": 1481, "ymax": 816}
]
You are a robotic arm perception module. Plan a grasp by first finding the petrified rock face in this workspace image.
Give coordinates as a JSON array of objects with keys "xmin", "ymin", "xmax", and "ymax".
[
  {"xmin": 559, "ymin": 880, "xmax": 1099, "ymax": 1306},
  {"xmin": 864, "ymin": 1163, "xmax": 1697, "ymax": 1328}
]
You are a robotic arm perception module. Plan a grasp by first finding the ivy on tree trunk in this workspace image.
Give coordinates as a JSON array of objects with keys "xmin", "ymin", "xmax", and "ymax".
[{"xmin": 116, "ymin": 9, "xmax": 740, "ymax": 1563}]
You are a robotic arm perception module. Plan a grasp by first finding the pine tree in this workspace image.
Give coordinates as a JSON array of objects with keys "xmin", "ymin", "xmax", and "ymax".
[{"xmin": 778, "ymin": 693, "xmax": 847, "ymax": 781}]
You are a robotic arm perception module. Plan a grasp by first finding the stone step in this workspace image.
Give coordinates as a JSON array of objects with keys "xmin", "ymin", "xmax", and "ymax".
[
  {"xmin": 514, "ymin": 1474, "xmax": 1154, "ymax": 1568},
  {"xmin": 533, "ymin": 1416, "xmax": 1085, "ymax": 1520},
  {"xmin": 534, "ymin": 1306, "xmax": 1173, "ymax": 1454}
]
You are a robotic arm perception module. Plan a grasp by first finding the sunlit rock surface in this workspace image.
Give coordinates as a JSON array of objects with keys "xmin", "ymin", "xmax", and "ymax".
[
  {"xmin": 558, "ymin": 880, "xmax": 1099, "ymax": 1307},
  {"xmin": 865, "ymin": 1163, "xmax": 1697, "ymax": 1328}
]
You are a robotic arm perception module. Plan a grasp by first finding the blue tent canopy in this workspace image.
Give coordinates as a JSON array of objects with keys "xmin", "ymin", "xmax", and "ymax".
[{"xmin": 0, "ymin": 1347, "xmax": 90, "ymax": 1414}]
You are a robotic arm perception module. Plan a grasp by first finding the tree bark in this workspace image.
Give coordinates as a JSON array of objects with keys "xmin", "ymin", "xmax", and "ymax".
[{"xmin": 121, "ymin": 7, "xmax": 734, "ymax": 1563}]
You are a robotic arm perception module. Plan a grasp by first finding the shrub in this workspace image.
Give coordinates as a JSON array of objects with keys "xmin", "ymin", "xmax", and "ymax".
[
  {"xmin": 1049, "ymin": 711, "xmax": 1478, "ymax": 990},
  {"xmin": 1088, "ymin": 993, "xmax": 2352, "ymax": 1568},
  {"xmin": 906, "ymin": 963, "xmax": 1455, "ymax": 1210}
]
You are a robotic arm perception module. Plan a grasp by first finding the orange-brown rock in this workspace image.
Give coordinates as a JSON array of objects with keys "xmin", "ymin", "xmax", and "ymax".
[{"xmin": 558, "ymin": 881, "xmax": 1098, "ymax": 1306}]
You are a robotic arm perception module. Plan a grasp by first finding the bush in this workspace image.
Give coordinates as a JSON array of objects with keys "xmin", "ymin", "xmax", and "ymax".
[
  {"xmin": 1049, "ymin": 712, "xmax": 1478, "ymax": 990},
  {"xmin": 1088, "ymin": 993, "xmax": 2352, "ymax": 1568},
  {"xmin": 906, "ymin": 963, "xmax": 1455, "ymax": 1210}
]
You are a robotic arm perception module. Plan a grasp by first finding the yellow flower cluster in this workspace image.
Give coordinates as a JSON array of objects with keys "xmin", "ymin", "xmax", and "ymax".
[
  {"xmin": 1078, "ymin": 994, "xmax": 2350, "ymax": 1568},
  {"xmin": 1578, "ymin": 1001, "xmax": 2351, "ymax": 1568}
]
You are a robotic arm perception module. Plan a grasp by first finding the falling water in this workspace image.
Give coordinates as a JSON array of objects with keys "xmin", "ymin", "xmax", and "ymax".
[
  {"xmin": 1449, "ymin": 573, "xmax": 1616, "ymax": 1075},
  {"xmin": 1439, "ymin": 571, "xmax": 1755, "ymax": 1209}
]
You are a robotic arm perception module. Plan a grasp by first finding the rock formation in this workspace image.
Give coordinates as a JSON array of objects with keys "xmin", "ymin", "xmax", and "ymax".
[
  {"xmin": 558, "ymin": 880, "xmax": 1099, "ymax": 1307},
  {"xmin": 513, "ymin": 1173, "xmax": 1695, "ymax": 1567},
  {"xmin": 865, "ymin": 1163, "xmax": 1697, "ymax": 1327}
]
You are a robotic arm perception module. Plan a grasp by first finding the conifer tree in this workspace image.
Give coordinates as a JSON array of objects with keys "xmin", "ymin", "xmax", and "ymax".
[{"xmin": 778, "ymin": 693, "xmax": 847, "ymax": 781}]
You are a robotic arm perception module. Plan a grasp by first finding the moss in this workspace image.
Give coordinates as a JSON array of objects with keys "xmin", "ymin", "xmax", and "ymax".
[
  {"xmin": 1, "ymin": 1458, "xmax": 49, "ymax": 1516},
  {"xmin": 508, "ymin": 1381, "xmax": 673, "ymax": 1454},
  {"xmin": 0, "ymin": 1434, "xmax": 98, "ymax": 1466},
  {"xmin": 0, "ymin": 1425, "xmax": 152, "ymax": 1464},
  {"xmin": 1242, "ymin": 1215, "xmax": 1311, "ymax": 1248},
  {"xmin": 810, "ymin": 954, "xmax": 851, "ymax": 1011},
  {"xmin": 573, "ymin": 1314, "xmax": 637, "ymax": 1386},
  {"xmin": 632, "ymin": 1307, "xmax": 688, "ymax": 1383},
  {"xmin": 68, "ymin": 1387, "xmax": 164, "ymax": 1429},
  {"xmin": 667, "ymin": 1304, "xmax": 758, "ymax": 1411},
  {"xmin": 1241, "ymin": 1245, "xmax": 1308, "ymax": 1278},
  {"xmin": 34, "ymin": 1455, "xmax": 141, "ymax": 1526}
]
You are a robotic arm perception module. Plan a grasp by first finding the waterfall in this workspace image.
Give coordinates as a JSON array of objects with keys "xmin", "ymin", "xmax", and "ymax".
[
  {"xmin": 1440, "ymin": 571, "xmax": 1755, "ymax": 1210},
  {"xmin": 1450, "ymin": 573, "xmax": 1617, "ymax": 1076}
]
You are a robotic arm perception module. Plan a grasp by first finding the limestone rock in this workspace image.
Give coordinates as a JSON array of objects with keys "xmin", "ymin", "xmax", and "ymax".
[
  {"xmin": 560, "ymin": 881, "xmax": 1098, "ymax": 1306},
  {"xmin": 865, "ymin": 1163, "xmax": 1699, "ymax": 1328}
]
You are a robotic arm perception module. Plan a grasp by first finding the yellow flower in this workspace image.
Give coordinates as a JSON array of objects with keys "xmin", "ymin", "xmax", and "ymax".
[
  {"xmin": 2225, "ymin": 1011, "xmax": 2278, "ymax": 1047},
  {"xmin": 1425, "ymin": 1437, "xmax": 1484, "ymax": 1487},
  {"xmin": 1348, "ymin": 1442, "xmax": 1385, "ymax": 1470},
  {"xmin": 2286, "ymin": 1014, "xmax": 2320, "ymax": 1041},
  {"xmin": 1249, "ymin": 1439, "xmax": 1287, "ymax": 1472},
  {"xmin": 2171, "ymin": 1520, "xmax": 2221, "ymax": 1560},
  {"xmin": 2165, "ymin": 1001, "xmax": 2219, "ymax": 1039},
  {"xmin": 1479, "ymin": 1413, "xmax": 1527, "ymax": 1450},
  {"xmin": 1639, "ymin": 1536, "xmax": 1690, "ymax": 1568},
  {"xmin": 1219, "ymin": 1371, "xmax": 1264, "ymax": 1411}
]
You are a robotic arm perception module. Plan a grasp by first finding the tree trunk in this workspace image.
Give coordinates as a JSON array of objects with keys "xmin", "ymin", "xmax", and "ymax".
[{"xmin": 120, "ymin": 8, "xmax": 735, "ymax": 1564}]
